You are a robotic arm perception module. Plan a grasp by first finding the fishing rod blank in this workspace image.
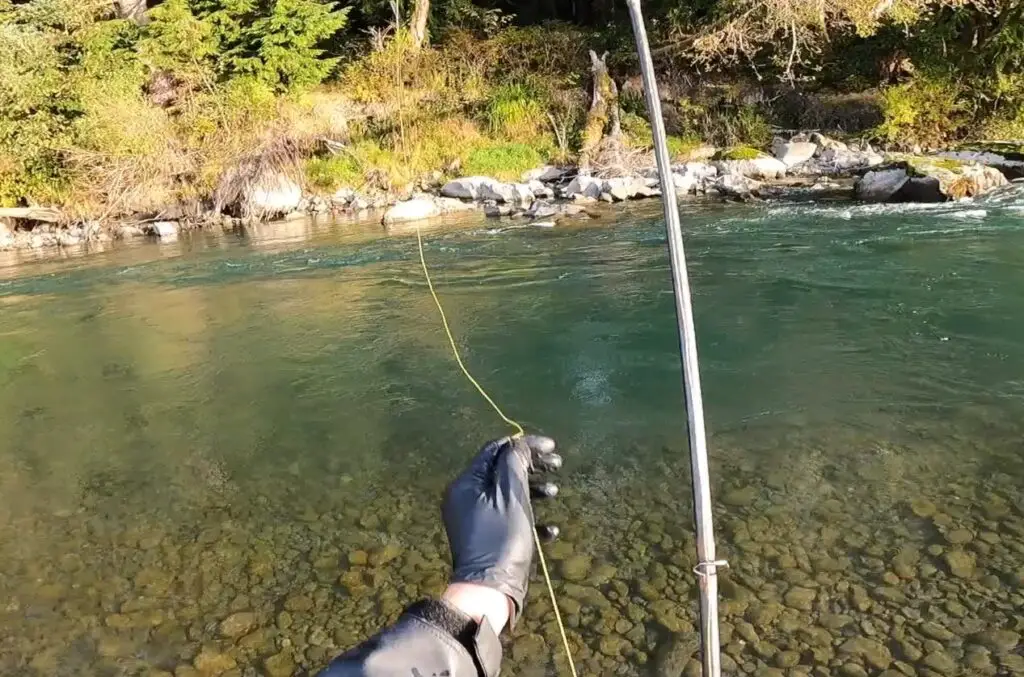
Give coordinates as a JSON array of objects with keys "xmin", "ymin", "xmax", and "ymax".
[{"xmin": 623, "ymin": 1, "xmax": 726, "ymax": 676}]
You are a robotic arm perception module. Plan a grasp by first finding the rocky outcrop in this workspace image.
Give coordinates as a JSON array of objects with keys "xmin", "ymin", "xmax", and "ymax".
[
  {"xmin": 854, "ymin": 157, "xmax": 1008, "ymax": 203},
  {"xmin": 940, "ymin": 145, "xmax": 1024, "ymax": 180}
]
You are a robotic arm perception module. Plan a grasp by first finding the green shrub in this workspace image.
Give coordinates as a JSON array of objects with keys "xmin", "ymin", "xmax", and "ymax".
[
  {"xmin": 874, "ymin": 76, "xmax": 965, "ymax": 147},
  {"xmin": 462, "ymin": 142, "xmax": 544, "ymax": 181},
  {"xmin": 666, "ymin": 135, "xmax": 704, "ymax": 160},
  {"xmin": 306, "ymin": 154, "xmax": 363, "ymax": 190},
  {"xmin": 621, "ymin": 112, "xmax": 653, "ymax": 149},
  {"xmin": 483, "ymin": 84, "xmax": 545, "ymax": 139}
]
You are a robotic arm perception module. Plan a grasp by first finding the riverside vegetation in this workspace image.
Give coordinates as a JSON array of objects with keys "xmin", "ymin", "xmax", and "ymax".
[{"xmin": 3, "ymin": 0, "xmax": 1024, "ymax": 250}]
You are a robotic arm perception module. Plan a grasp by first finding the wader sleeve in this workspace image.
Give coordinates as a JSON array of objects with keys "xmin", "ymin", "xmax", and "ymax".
[{"xmin": 315, "ymin": 600, "xmax": 502, "ymax": 677}]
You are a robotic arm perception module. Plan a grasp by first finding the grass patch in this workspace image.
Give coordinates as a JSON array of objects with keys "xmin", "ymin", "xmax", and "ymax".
[
  {"xmin": 462, "ymin": 142, "xmax": 544, "ymax": 181},
  {"xmin": 666, "ymin": 135, "xmax": 705, "ymax": 160},
  {"xmin": 714, "ymin": 146, "xmax": 765, "ymax": 161},
  {"xmin": 306, "ymin": 155, "xmax": 363, "ymax": 191}
]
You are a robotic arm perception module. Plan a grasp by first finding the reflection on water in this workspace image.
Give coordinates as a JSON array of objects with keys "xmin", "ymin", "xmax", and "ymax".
[{"xmin": 2, "ymin": 197, "xmax": 1024, "ymax": 676}]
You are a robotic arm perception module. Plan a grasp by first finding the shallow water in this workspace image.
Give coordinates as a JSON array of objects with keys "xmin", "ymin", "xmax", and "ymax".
[{"xmin": 2, "ymin": 193, "xmax": 1024, "ymax": 676}]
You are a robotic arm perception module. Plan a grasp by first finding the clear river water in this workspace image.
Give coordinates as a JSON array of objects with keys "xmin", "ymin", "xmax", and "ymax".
[{"xmin": 1, "ymin": 190, "xmax": 1023, "ymax": 677}]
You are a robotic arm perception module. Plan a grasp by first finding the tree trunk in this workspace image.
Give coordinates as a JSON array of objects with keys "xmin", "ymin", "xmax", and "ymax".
[
  {"xmin": 578, "ymin": 50, "xmax": 622, "ymax": 174},
  {"xmin": 409, "ymin": 0, "xmax": 430, "ymax": 48},
  {"xmin": 114, "ymin": 0, "xmax": 148, "ymax": 25}
]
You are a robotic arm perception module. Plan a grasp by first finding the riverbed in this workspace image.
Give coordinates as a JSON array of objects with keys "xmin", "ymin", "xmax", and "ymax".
[{"xmin": 2, "ymin": 192, "xmax": 1024, "ymax": 676}]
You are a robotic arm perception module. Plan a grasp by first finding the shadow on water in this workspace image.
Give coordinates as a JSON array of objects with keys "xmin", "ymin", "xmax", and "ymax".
[{"xmin": 1, "ymin": 195, "xmax": 1024, "ymax": 675}]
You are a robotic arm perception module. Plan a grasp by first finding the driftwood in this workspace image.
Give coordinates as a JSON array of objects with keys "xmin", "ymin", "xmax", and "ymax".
[
  {"xmin": 578, "ymin": 50, "xmax": 625, "ymax": 175},
  {"xmin": 0, "ymin": 207, "xmax": 63, "ymax": 223}
]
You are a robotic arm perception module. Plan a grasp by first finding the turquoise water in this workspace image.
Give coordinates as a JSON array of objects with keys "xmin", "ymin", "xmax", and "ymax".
[{"xmin": 1, "ymin": 192, "xmax": 1024, "ymax": 676}]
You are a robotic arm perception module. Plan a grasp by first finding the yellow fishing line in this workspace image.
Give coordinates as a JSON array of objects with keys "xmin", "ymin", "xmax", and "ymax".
[{"xmin": 415, "ymin": 225, "xmax": 579, "ymax": 677}]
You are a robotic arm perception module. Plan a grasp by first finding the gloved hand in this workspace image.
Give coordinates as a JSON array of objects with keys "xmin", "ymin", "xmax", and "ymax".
[{"xmin": 442, "ymin": 435, "xmax": 562, "ymax": 625}]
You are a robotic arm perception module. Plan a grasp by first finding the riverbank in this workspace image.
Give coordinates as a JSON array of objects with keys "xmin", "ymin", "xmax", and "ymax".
[{"xmin": 3, "ymin": 134, "xmax": 1023, "ymax": 258}]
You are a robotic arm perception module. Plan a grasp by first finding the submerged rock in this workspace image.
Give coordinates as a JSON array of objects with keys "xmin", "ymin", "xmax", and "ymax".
[
  {"xmin": 653, "ymin": 632, "xmax": 700, "ymax": 677},
  {"xmin": 219, "ymin": 611, "xmax": 257, "ymax": 638}
]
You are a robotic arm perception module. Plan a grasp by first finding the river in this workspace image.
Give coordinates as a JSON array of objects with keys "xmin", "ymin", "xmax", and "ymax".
[{"xmin": 1, "ymin": 191, "xmax": 1023, "ymax": 676}]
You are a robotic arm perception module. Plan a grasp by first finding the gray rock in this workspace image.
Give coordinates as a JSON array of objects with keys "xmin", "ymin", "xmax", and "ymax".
[
  {"xmin": 714, "ymin": 174, "xmax": 763, "ymax": 200},
  {"xmin": 563, "ymin": 175, "xmax": 603, "ymax": 199},
  {"xmin": 527, "ymin": 180, "xmax": 554, "ymax": 199},
  {"xmin": 382, "ymin": 198, "xmax": 441, "ymax": 225},
  {"xmin": 855, "ymin": 169, "xmax": 909, "ymax": 202},
  {"xmin": 441, "ymin": 176, "xmax": 492, "ymax": 200},
  {"xmin": 478, "ymin": 181, "xmax": 531, "ymax": 204}
]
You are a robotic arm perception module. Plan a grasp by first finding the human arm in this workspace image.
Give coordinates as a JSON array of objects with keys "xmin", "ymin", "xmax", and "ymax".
[{"xmin": 316, "ymin": 435, "xmax": 562, "ymax": 677}]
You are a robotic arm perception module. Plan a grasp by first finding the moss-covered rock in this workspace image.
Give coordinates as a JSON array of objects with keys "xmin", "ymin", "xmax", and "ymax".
[{"xmin": 855, "ymin": 155, "xmax": 1007, "ymax": 202}]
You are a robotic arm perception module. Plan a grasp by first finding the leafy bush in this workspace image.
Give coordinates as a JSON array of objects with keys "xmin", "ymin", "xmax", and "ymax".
[
  {"xmin": 462, "ymin": 142, "xmax": 544, "ymax": 181},
  {"xmin": 483, "ymin": 84, "xmax": 545, "ymax": 139},
  {"xmin": 874, "ymin": 76, "xmax": 965, "ymax": 148},
  {"xmin": 306, "ymin": 154, "xmax": 362, "ymax": 190}
]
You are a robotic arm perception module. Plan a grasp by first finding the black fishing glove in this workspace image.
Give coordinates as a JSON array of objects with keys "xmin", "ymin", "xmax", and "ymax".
[{"xmin": 442, "ymin": 435, "xmax": 562, "ymax": 625}]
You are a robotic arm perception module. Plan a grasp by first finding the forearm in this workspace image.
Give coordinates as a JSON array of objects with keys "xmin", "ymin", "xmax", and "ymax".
[{"xmin": 315, "ymin": 598, "xmax": 503, "ymax": 677}]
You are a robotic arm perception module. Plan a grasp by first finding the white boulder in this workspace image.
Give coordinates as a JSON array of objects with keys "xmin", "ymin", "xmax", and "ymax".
[
  {"xmin": 772, "ymin": 139, "xmax": 818, "ymax": 168},
  {"xmin": 242, "ymin": 173, "xmax": 302, "ymax": 217},
  {"xmin": 713, "ymin": 157, "xmax": 787, "ymax": 180}
]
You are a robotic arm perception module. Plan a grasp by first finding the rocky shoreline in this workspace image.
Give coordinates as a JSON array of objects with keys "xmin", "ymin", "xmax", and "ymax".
[{"xmin": 2, "ymin": 135, "xmax": 1023, "ymax": 254}]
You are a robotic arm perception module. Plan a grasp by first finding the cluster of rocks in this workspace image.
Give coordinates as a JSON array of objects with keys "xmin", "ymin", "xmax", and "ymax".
[{"xmin": 379, "ymin": 132, "xmax": 1017, "ymax": 226}]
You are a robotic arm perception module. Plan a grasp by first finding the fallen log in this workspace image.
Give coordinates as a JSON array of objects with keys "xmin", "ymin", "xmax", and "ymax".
[{"xmin": 0, "ymin": 207, "xmax": 63, "ymax": 223}]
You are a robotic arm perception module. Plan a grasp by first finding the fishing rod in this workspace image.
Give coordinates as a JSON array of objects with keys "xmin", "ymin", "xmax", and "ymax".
[{"xmin": 623, "ymin": 2, "xmax": 726, "ymax": 676}]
